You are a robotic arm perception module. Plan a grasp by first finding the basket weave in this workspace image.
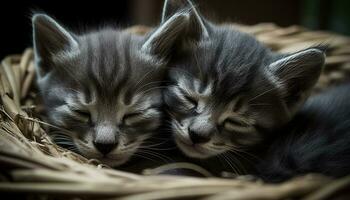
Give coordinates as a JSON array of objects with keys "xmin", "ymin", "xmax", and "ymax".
[{"xmin": 1, "ymin": 23, "xmax": 350, "ymax": 200}]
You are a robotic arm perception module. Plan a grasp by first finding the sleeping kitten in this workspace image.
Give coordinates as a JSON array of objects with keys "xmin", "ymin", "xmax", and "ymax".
[
  {"xmin": 32, "ymin": 13, "xmax": 187, "ymax": 166},
  {"xmin": 162, "ymin": 0, "xmax": 325, "ymax": 159},
  {"xmin": 158, "ymin": 0, "xmax": 350, "ymax": 181},
  {"xmin": 256, "ymin": 84, "xmax": 350, "ymax": 182}
]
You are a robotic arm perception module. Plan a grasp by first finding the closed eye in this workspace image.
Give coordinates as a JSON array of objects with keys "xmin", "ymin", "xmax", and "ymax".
[
  {"xmin": 183, "ymin": 95, "xmax": 198, "ymax": 109},
  {"xmin": 122, "ymin": 112, "xmax": 143, "ymax": 126},
  {"xmin": 224, "ymin": 118, "xmax": 250, "ymax": 130},
  {"xmin": 122, "ymin": 108, "xmax": 161, "ymax": 130},
  {"xmin": 74, "ymin": 109, "xmax": 90, "ymax": 117},
  {"xmin": 225, "ymin": 119, "xmax": 248, "ymax": 127},
  {"xmin": 223, "ymin": 118, "xmax": 256, "ymax": 134},
  {"xmin": 123, "ymin": 112, "xmax": 141, "ymax": 121},
  {"xmin": 70, "ymin": 108, "xmax": 91, "ymax": 123},
  {"xmin": 168, "ymin": 86, "xmax": 197, "ymax": 112}
]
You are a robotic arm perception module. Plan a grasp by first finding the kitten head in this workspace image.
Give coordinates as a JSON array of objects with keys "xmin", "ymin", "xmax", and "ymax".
[
  {"xmin": 32, "ymin": 13, "xmax": 187, "ymax": 166},
  {"xmin": 162, "ymin": 0, "xmax": 325, "ymax": 159}
]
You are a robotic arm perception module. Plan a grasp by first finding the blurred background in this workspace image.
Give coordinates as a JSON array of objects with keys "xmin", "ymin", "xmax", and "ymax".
[{"xmin": 1, "ymin": 0, "xmax": 350, "ymax": 58}]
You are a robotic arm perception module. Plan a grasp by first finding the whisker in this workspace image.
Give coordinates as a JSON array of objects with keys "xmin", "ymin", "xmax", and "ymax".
[
  {"xmin": 133, "ymin": 153, "xmax": 158, "ymax": 163},
  {"xmin": 138, "ymin": 150, "xmax": 173, "ymax": 163},
  {"xmin": 134, "ymin": 68, "xmax": 158, "ymax": 90},
  {"xmin": 136, "ymin": 81, "xmax": 170, "ymax": 93},
  {"xmin": 167, "ymin": 67, "xmax": 196, "ymax": 80},
  {"xmin": 141, "ymin": 139, "xmax": 173, "ymax": 147},
  {"xmin": 39, "ymin": 87, "xmax": 81, "ymax": 95},
  {"xmin": 248, "ymin": 103, "xmax": 272, "ymax": 107},
  {"xmin": 141, "ymin": 86, "xmax": 170, "ymax": 94},
  {"xmin": 224, "ymin": 145, "xmax": 261, "ymax": 161},
  {"xmin": 139, "ymin": 146, "xmax": 177, "ymax": 151},
  {"xmin": 219, "ymin": 154, "xmax": 238, "ymax": 175},
  {"xmin": 248, "ymin": 87, "xmax": 277, "ymax": 103},
  {"xmin": 224, "ymin": 152, "xmax": 247, "ymax": 174},
  {"xmin": 18, "ymin": 115, "xmax": 75, "ymax": 135}
]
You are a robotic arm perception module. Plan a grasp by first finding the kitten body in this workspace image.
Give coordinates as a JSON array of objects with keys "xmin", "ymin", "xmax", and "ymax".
[{"xmin": 255, "ymin": 84, "xmax": 350, "ymax": 182}]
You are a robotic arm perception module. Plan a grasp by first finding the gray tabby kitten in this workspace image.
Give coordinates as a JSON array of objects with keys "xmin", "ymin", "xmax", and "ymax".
[
  {"xmin": 32, "ymin": 13, "xmax": 187, "ymax": 166},
  {"xmin": 161, "ymin": 0, "xmax": 325, "ymax": 159}
]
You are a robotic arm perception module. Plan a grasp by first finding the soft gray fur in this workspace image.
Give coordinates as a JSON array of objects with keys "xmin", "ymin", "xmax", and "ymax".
[
  {"xmin": 161, "ymin": 0, "xmax": 325, "ymax": 159},
  {"xmin": 32, "ymin": 13, "xmax": 187, "ymax": 166}
]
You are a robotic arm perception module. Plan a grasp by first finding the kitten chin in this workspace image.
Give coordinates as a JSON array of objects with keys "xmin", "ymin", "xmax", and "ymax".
[
  {"xmin": 73, "ymin": 135, "xmax": 141, "ymax": 167},
  {"xmin": 98, "ymin": 156, "xmax": 132, "ymax": 167},
  {"xmin": 174, "ymin": 137, "xmax": 212, "ymax": 159}
]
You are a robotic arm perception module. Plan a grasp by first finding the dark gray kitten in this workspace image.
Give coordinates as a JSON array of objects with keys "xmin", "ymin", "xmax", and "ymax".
[
  {"xmin": 32, "ymin": 13, "xmax": 187, "ymax": 166},
  {"xmin": 256, "ymin": 83, "xmax": 350, "ymax": 182},
  {"xmin": 161, "ymin": 0, "xmax": 325, "ymax": 159}
]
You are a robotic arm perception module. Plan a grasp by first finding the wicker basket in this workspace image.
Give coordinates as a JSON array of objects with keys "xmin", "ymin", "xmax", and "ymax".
[{"xmin": 1, "ymin": 23, "xmax": 350, "ymax": 200}]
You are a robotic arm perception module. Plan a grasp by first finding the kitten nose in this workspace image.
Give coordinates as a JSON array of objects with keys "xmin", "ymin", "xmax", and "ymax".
[
  {"xmin": 93, "ymin": 140, "xmax": 118, "ymax": 155},
  {"xmin": 94, "ymin": 124, "xmax": 118, "ymax": 155},
  {"xmin": 188, "ymin": 128, "xmax": 211, "ymax": 144}
]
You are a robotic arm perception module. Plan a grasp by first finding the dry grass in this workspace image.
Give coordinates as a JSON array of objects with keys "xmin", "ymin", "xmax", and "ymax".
[{"xmin": 1, "ymin": 24, "xmax": 350, "ymax": 199}]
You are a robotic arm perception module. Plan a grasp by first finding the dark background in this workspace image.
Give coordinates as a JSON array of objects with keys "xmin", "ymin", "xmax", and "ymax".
[{"xmin": 1, "ymin": 0, "xmax": 350, "ymax": 59}]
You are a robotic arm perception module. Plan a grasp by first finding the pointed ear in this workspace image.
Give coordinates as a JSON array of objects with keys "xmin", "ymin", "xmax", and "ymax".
[
  {"xmin": 266, "ymin": 47, "xmax": 325, "ymax": 107},
  {"xmin": 32, "ymin": 14, "xmax": 78, "ymax": 76},
  {"xmin": 161, "ymin": 0, "xmax": 209, "ymax": 41},
  {"xmin": 141, "ymin": 12, "xmax": 189, "ymax": 58}
]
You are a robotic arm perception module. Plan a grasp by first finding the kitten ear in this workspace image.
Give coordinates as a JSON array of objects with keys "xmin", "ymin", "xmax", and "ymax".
[
  {"xmin": 161, "ymin": 0, "xmax": 209, "ymax": 40},
  {"xmin": 32, "ymin": 14, "xmax": 78, "ymax": 76},
  {"xmin": 266, "ymin": 47, "xmax": 325, "ymax": 108},
  {"xmin": 141, "ymin": 12, "xmax": 189, "ymax": 58}
]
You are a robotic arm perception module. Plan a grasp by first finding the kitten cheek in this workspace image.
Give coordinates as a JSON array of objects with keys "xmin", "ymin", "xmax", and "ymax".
[
  {"xmin": 76, "ymin": 137, "xmax": 89, "ymax": 144},
  {"xmin": 74, "ymin": 140, "xmax": 99, "ymax": 158},
  {"xmin": 230, "ymin": 134, "xmax": 262, "ymax": 146},
  {"xmin": 75, "ymin": 116, "xmax": 90, "ymax": 124},
  {"xmin": 224, "ymin": 123, "xmax": 256, "ymax": 134}
]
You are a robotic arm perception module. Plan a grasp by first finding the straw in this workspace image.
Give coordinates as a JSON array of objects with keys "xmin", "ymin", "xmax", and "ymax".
[{"xmin": 1, "ymin": 23, "xmax": 350, "ymax": 199}]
